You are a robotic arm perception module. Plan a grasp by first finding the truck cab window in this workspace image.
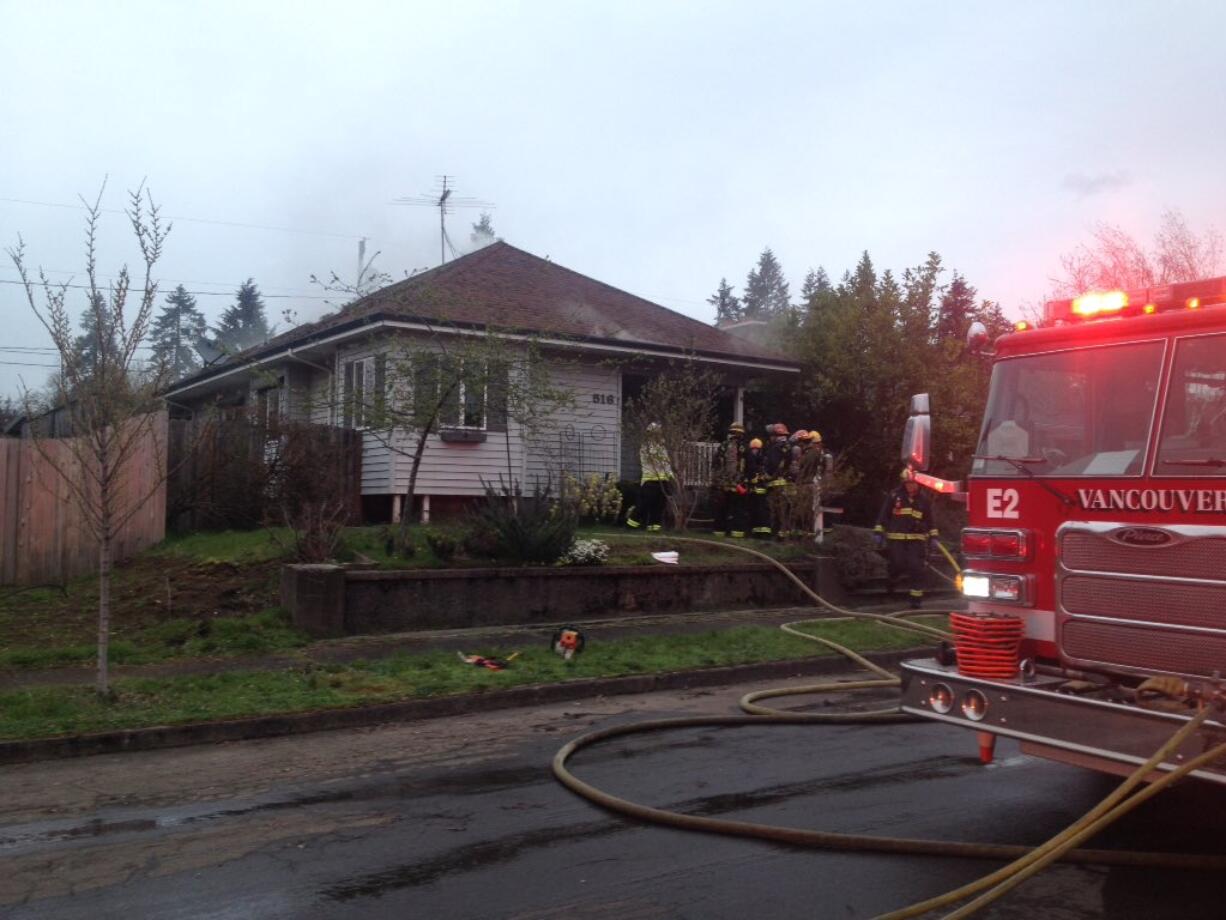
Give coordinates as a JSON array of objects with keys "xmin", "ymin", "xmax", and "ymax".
[
  {"xmin": 973, "ymin": 340, "xmax": 1164, "ymax": 477},
  {"xmin": 1156, "ymin": 333, "xmax": 1226, "ymax": 477}
]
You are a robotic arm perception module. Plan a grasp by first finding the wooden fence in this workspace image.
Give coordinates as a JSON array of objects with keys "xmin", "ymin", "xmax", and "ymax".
[{"xmin": 0, "ymin": 413, "xmax": 167, "ymax": 587}]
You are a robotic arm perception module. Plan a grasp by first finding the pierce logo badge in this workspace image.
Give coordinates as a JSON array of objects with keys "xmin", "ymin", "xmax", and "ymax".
[{"xmin": 1110, "ymin": 527, "xmax": 1174, "ymax": 547}]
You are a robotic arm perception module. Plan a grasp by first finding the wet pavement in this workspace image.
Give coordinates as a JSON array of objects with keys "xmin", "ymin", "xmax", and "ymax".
[{"xmin": 2, "ymin": 673, "xmax": 1223, "ymax": 919}]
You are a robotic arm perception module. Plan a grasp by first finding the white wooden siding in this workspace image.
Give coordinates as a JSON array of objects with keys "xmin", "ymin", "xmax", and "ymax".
[
  {"xmin": 524, "ymin": 357, "xmax": 621, "ymax": 491},
  {"xmin": 265, "ymin": 337, "xmax": 626, "ymax": 498}
]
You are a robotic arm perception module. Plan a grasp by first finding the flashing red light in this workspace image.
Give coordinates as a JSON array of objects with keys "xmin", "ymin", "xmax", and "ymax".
[
  {"xmin": 1071, "ymin": 290, "xmax": 1129, "ymax": 317},
  {"xmin": 990, "ymin": 532, "xmax": 1026, "ymax": 559},
  {"xmin": 913, "ymin": 471, "xmax": 959, "ymax": 494},
  {"xmin": 962, "ymin": 532, "xmax": 992, "ymax": 557},
  {"xmin": 1187, "ymin": 297, "xmax": 1201, "ymax": 310},
  {"xmin": 1014, "ymin": 321, "xmax": 1029, "ymax": 332},
  {"xmin": 1143, "ymin": 303, "xmax": 1157, "ymax": 314}
]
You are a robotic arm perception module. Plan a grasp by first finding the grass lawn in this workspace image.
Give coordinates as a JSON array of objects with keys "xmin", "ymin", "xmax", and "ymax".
[
  {"xmin": 0, "ymin": 523, "xmax": 819, "ymax": 664},
  {"xmin": 0, "ymin": 616, "xmax": 946, "ymax": 742}
]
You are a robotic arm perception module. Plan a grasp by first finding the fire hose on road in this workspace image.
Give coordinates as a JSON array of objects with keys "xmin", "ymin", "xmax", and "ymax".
[{"xmin": 552, "ymin": 536, "xmax": 1226, "ymax": 918}]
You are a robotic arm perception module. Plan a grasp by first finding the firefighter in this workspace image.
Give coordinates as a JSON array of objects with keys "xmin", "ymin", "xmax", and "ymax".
[
  {"xmin": 792, "ymin": 430, "xmax": 828, "ymax": 540},
  {"xmin": 764, "ymin": 422, "xmax": 792, "ymax": 537},
  {"xmin": 745, "ymin": 437, "xmax": 771, "ymax": 537},
  {"xmin": 626, "ymin": 422, "xmax": 672, "ymax": 532},
  {"xmin": 711, "ymin": 422, "xmax": 747, "ymax": 537},
  {"xmin": 874, "ymin": 468, "xmax": 939, "ymax": 609}
]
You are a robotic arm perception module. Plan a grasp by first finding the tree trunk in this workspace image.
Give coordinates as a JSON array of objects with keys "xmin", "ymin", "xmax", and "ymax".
[
  {"xmin": 97, "ymin": 536, "xmax": 111, "ymax": 696},
  {"xmin": 397, "ymin": 433, "xmax": 430, "ymax": 550}
]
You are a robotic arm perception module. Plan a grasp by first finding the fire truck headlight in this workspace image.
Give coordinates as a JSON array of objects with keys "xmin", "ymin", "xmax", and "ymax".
[
  {"xmin": 962, "ymin": 689, "xmax": 988, "ymax": 721},
  {"xmin": 962, "ymin": 574, "xmax": 990, "ymax": 598},
  {"xmin": 929, "ymin": 683, "xmax": 954, "ymax": 714}
]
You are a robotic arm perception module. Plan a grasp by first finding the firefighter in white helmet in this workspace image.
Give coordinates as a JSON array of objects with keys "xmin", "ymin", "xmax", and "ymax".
[{"xmin": 626, "ymin": 422, "xmax": 672, "ymax": 532}]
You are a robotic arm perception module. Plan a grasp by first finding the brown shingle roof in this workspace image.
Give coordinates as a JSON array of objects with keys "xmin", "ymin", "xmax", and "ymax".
[{"xmin": 192, "ymin": 242, "xmax": 797, "ymax": 383}]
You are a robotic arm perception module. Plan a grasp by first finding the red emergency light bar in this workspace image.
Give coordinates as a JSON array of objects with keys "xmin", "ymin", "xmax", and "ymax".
[
  {"xmin": 914, "ymin": 471, "xmax": 962, "ymax": 494},
  {"xmin": 1042, "ymin": 275, "xmax": 1226, "ymax": 326}
]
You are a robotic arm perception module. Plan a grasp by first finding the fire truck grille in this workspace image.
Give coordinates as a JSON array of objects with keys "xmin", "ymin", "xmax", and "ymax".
[
  {"xmin": 1062, "ymin": 574, "xmax": 1226, "ymax": 631},
  {"xmin": 1060, "ymin": 531, "xmax": 1226, "ymax": 580},
  {"xmin": 1058, "ymin": 524, "xmax": 1226, "ymax": 679},
  {"xmin": 1062, "ymin": 620, "xmax": 1226, "ymax": 679}
]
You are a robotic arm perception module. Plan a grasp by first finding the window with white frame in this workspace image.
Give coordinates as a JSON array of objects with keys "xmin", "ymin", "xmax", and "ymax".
[
  {"xmin": 413, "ymin": 354, "xmax": 508, "ymax": 431},
  {"xmin": 342, "ymin": 354, "xmax": 386, "ymax": 429},
  {"xmin": 256, "ymin": 374, "xmax": 284, "ymax": 428}
]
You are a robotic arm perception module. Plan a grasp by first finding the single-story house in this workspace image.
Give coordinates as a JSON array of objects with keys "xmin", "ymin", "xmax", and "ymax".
[{"xmin": 166, "ymin": 242, "xmax": 800, "ymax": 521}]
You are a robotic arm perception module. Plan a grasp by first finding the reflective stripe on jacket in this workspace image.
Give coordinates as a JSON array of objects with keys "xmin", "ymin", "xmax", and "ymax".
[
  {"xmin": 874, "ymin": 486, "xmax": 938, "ymax": 541},
  {"xmin": 640, "ymin": 442, "xmax": 673, "ymax": 483}
]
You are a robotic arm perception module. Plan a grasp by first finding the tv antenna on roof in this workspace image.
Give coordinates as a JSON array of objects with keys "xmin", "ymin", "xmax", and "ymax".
[{"xmin": 393, "ymin": 176, "xmax": 495, "ymax": 266}]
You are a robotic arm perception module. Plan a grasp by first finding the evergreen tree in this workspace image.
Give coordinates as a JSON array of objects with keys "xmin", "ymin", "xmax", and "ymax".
[
  {"xmin": 935, "ymin": 272, "xmax": 977, "ymax": 343},
  {"xmin": 761, "ymin": 249, "xmax": 1001, "ymax": 521},
  {"xmin": 150, "ymin": 285, "xmax": 208, "ymax": 379},
  {"xmin": 213, "ymin": 278, "xmax": 271, "ymax": 353},
  {"xmin": 470, "ymin": 212, "xmax": 497, "ymax": 249},
  {"xmin": 707, "ymin": 277, "xmax": 742, "ymax": 324},
  {"xmin": 741, "ymin": 248, "xmax": 791, "ymax": 319},
  {"xmin": 799, "ymin": 267, "xmax": 831, "ymax": 305},
  {"xmin": 0, "ymin": 394, "xmax": 18, "ymax": 431},
  {"xmin": 74, "ymin": 292, "xmax": 117, "ymax": 376}
]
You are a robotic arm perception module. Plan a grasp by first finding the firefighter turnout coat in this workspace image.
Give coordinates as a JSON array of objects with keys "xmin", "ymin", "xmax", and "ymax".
[{"xmin": 874, "ymin": 485, "xmax": 938, "ymax": 543}]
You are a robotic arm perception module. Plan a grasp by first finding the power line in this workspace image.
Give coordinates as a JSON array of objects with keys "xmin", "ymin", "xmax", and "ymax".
[
  {"xmin": 0, "ymin": 360, "xmax": 59, "ymax": 368},
  {"xmin": 0, "ymin": 196, "xmax": 368, "ymax": 241},
  {"xmin": 0, "ymin": 278, "xmax": 332, "ymax": 300},
  {"xmin": 20, "ymin": 267, "xmax": 325, "ymax": 296}
]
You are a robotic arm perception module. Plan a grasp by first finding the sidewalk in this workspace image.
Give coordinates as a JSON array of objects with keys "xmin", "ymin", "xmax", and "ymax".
[{"xmin": 0, "ymin": 594, "xmax": 961, "ymax": 691}]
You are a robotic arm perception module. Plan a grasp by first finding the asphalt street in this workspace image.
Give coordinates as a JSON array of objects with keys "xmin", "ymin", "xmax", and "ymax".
[{"xmin": 2, "ymin": 675, "xmax": 1224, "ymax": 919}]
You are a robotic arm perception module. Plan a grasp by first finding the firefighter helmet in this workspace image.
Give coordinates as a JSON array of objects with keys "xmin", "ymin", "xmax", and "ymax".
[
  {"xmin": 794, "ymin": 429, "xmax": 809, "ymax": 441},
  {"xmin": 807, "ymin": 430, "xmax": 822, "ymax": 442},
  {"xmin": 773, "ymin": 423, "xmax": 789, "ymax": 436},
  {"xmin": 900, "ymin": 467, "xmax": 917, "ymax": 482},
  {"xmin": 749, "ymin": 438, "xmax": 763, "ymax": 449},
  {"xmin": 728, "ymin": 422, "xmax": 745, "ymax": 435}
]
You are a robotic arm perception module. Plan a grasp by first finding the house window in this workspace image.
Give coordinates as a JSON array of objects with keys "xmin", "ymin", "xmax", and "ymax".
[
  {"xmin": 256, "ymin": 375, "xmax": 283, "ymax": 428},
  {"xmin": 343, "ymin": 355, "xmax": 386, "ymax": 429},
  {"xmin": 413, "ymin": 355, "xmax": 508, "ymax": 432}
]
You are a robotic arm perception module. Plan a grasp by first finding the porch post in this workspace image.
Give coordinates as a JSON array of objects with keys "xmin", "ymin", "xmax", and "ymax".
[
  {"xmin": 734, "ymin": 386, "xmax": 745, "ymax": 425},
  {"xmin": 392, "ymin": 494, "xmax": 402, "ymax": 523},
  {"xmin": 421, "ymin": 494, "xmax": 431, "ymax": 524}
]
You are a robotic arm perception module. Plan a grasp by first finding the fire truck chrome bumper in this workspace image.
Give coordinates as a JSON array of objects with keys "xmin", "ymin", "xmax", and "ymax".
[{"xmin": 900, "ymin": 658, "xmax": 1226, "ymax": 785}]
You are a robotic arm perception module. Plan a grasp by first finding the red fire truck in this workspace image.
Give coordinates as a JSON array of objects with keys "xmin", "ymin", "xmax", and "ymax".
[{"xmin": 899, "ymin": 276, "xmax": 1226, "ymax": 781}]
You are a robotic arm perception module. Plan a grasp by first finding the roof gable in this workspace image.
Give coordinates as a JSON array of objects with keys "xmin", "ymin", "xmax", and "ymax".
[{"xmin": 184, "ymin": 243, "xmax": 797, "ymax": 389}]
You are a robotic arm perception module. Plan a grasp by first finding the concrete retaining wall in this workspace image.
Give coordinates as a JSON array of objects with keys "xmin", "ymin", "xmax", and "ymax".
[{"xmin": 282, "ymin": 559, "xmax": 847, "ymax": 638}]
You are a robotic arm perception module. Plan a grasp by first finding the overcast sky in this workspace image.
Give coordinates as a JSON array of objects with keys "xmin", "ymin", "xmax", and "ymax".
[{"xmin": 2, "ymin": 0, "xmax": 1224, "ymax": 398}]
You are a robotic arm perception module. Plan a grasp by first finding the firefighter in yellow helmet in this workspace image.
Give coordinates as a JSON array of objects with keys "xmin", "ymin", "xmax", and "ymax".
[
  {"xmin": 745, "ymin": 436, "xmax": 770, "ymax": 537},
  {"xmin": 763, "ymin": 423, "xmax": 791, "ymax": 537},
  {"xmin": 874, "ymin": 467, "xmax": 939, "ymax": 608},
  {"xmin": 793, "ymin": 429, "xmax": 830, "ymax": 541}
]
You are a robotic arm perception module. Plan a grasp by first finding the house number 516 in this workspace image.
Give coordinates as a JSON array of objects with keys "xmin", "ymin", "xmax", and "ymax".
[{"xmin": 592, "ymin": 394, "xmax": 617, "ymax": 405}]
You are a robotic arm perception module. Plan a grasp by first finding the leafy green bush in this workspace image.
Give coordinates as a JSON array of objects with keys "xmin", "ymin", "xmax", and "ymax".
[
  {"xmin": 465, "ymin": 479, "xmax": 577, "ymax": 564},
  {"xmin": 561, "ymin": 472, "xmax": 623, "ymax": 523},
  {"xmin": 424, "ymin": 529, "xmax": 459, "ymax": 562},
  {"xmin": 559, "ymin": 538, "xmax": 610, "ymax": 566}
]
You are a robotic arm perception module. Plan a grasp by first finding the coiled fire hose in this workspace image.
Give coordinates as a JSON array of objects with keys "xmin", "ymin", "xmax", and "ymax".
[{"xmin": 554, "ymin": 535, "xmax": 1226, "ymax": 918}]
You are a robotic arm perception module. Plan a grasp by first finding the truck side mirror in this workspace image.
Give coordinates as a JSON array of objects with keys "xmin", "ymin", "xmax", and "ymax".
[
  {"xmin": 901, "ymin": 392, "xmax": 931, "ymax": 472},
  {"xmin": 966, "ymin": 321, "xmax": 991, "ymax": 355}
]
